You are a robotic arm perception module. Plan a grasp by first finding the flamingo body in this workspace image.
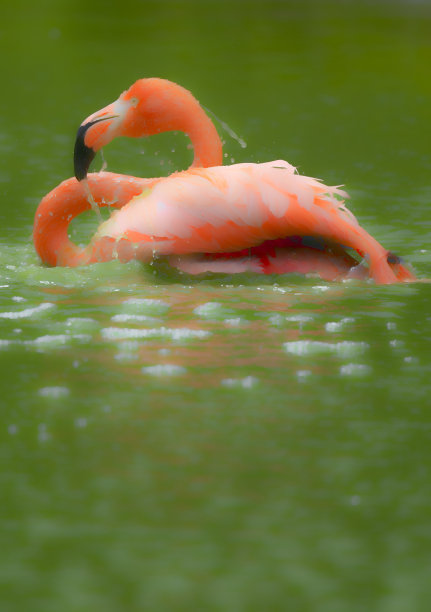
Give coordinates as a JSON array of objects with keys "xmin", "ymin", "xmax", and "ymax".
[
  {"xmin": 33, "ymin": 162, "xmax": 415, "ymax": 283},
  {"xmin": 33, "ymin": 78, "xmax": 416, "ymax": 284}
]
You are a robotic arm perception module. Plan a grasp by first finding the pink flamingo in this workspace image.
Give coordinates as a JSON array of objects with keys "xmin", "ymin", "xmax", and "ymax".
[{"xmin": 33, "ymin": 78, "xmax": 415, "ymax": 283}]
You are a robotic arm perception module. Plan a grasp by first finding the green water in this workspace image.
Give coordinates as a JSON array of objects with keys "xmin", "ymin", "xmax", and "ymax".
[{"xmin": 1, "ymin": 1, "xmax": 431, "ymax": 610}]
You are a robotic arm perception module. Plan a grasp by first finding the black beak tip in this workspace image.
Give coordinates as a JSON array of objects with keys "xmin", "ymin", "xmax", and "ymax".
[{"xmin": 74, "ymin": 123, "xmax": 96, "ymax": 182}]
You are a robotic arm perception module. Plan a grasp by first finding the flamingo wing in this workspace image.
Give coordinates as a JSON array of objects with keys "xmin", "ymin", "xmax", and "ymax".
[{"xmin": 92, "ymin": 161, "xmax": 414, "ymax": 284}]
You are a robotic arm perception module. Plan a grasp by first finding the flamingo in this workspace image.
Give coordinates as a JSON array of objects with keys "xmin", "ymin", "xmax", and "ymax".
[{"xmin": 33, "ymin": 78, "xmax": 416, "ymax": 283}]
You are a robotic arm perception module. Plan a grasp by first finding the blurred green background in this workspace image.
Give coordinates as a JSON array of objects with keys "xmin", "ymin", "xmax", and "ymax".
[{"xmin": 1, "ymin": 1, "xmax": 431, "ymax": 610}]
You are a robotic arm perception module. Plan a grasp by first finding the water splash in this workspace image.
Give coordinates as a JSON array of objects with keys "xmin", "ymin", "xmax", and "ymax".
[
  {"xmin": 99, "ymin": 149, "xmax": 108, "ymax": 172},
  {"xmin": 202, "ymin": 105, "xmax": 247, "ymax": 149},
  {"xmin": 81, "ymin": 177, "xmax": 102, "ymax": 222}
]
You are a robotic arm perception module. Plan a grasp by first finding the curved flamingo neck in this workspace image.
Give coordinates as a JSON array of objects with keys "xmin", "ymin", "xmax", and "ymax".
[
  {"xmin": 181, "ymin": 103, "xmax": 223, "ymax": 168},
  {"xmin": 33, "ymin": 172, "xmax": 156, "ymax": 267},
  {"xmin": 121, "ymin": 79, "xmax": 223, "ymax": 169}
]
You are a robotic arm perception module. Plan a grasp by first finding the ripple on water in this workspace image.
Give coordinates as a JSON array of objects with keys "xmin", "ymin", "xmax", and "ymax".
[
  {"xmin": 296, "ymin": 369, "xmax": 312, "ymax": 382},
  {"xmin": 142, "ymin": 364, "xmax": 186, "ymax": 377},
  {"xmin": 267, "ymin": 313, "xmax": 284, "ymax": 326},
  {"xmin": 31, "ymin": 334, "xmax": 92, "ymax": 349},
  {"xmin": 0, "ymin": 339, "xmax": 14, "ymax": 349},
  {"xmin": 121, "ymin": 298, "xmax": 170, "ymax": 316},
  {"xmin": 193, "ymin": 302, "xmax": 232, "ymax": 319},
  {"xmin": 38, "ymin": 386, "xmax": 70, "ymax": 398},
  {"xmin": 224, "ymin": 317, "xmax": 247, "ymax": 327},
  {"xmin": 111, "ymin": 313, "xmax": 160, "ymax": 324},
  {"xmin": 118, "ymin": 340, "xmax": 140, "ymax": 352},
  {"xmin": 325, "ymin": 318, "xmax": 355, "ymax": 332},
  {"xmin": 389, "ymin": 339, "xmax": 405, "ymax": 349},
  {"xmin": 1, "ymin": 334, "xmax": 92, "ymax": 351},
  {"xmin": 102, "ymin": 326, "xmax": 211, "ymax": 341},
  {"xmin": 285, "ymin": 315, "xmax": 315, "ymax": 324},
  {"xmin": 283, "ymin": 340, "xmax": 369, "ymax": 358},
  {"xmin": 37, "ymin": 423, "xmax": 50, "ymax": 443},
  {"xmin": 340, "ymin": 364, "xmax": 372, "ymax": 377},
  {"xmin": 64, "ymin": 317, "xmax": 100, "ymax": 332},
  {"xmin": 404, "ymin": 356, "xmax": 419, "ymax": 364},
  {"xmin": 221, "ymin": 376, "xmax": 258, "ymax": 389},
  {"xmin": 0, "ymin": 302, "xmax": 56, "ymax": 320},
  {"xmin": 115, "ymin": 351, "xmax": 139, "ymax": 362}
]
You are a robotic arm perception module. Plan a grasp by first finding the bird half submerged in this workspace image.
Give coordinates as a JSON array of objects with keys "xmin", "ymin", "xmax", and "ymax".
[{"xmin": 33, "ymin": 78, "xmax": 416, "ymax": 284}]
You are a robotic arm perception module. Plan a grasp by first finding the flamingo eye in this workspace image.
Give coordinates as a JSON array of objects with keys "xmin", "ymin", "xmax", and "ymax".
[{"xmin": 130, "ymin": 97, "xmax": 139, "ymax": 107}]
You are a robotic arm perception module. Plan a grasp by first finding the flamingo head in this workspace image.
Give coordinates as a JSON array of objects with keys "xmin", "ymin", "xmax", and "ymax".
[
  {"xmin": 73, "ymin": 94, "xmax": 138, "ymax": 181},
  {"xmin": 74, "ymin": 78, "xmax": 203, "ymax": 181}
]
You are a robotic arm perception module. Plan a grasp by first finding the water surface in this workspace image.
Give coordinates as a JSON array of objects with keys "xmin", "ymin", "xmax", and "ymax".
[{"xmin": 1, "ymin": 1, "xmax": 431, "ymax": 610}]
